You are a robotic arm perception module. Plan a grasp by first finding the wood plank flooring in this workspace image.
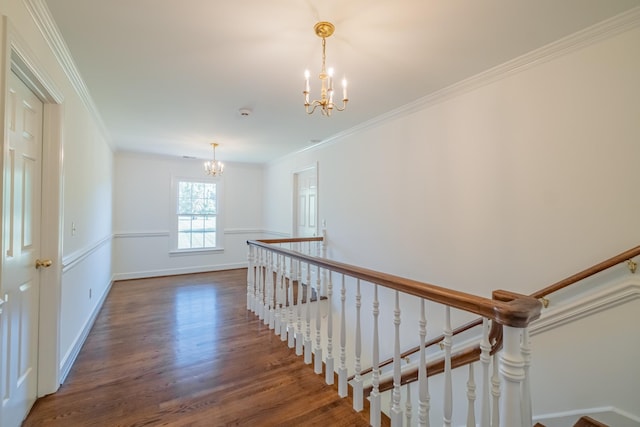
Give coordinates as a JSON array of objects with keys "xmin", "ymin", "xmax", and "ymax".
[{"xmin": 23, "ymin": 269, "xmax": 370, "ymax": 426}]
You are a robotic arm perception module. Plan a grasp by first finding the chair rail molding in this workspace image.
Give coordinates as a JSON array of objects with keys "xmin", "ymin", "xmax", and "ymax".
[
  {"xmin": 62, "ymin": 235, "xmax": 112, "ymax": 273},
  {"xmin": 530, "ymin": 279, "xmax": 640, "ymax": 336}
]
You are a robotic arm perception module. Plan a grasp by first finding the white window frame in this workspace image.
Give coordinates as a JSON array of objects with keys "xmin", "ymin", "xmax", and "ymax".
[{"xmin": 170, "ymin": 176, "xmax": 224, "ymax": 255}]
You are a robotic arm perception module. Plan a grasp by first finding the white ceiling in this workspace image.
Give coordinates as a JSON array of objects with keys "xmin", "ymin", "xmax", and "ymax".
[{"xmin": 43, "ymin": 0, "xmax": 640, "ymax": 163}]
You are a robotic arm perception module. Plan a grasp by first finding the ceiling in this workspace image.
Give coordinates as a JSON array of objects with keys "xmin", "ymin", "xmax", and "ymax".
[{"xmin": 43, "ymin": 0, "xmax": 639, "ymax": 164}]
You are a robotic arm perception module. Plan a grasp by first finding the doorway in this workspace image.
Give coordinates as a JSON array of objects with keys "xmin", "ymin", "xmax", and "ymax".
[
  {"xmin": 293, "ymin": 165, "xmax": 318, "ymax": 238},
  {"xmin": 1, "ymin": 20, "xmax": 64, "ymax": 426}
]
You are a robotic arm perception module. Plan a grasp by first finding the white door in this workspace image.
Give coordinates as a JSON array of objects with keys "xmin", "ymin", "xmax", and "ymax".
[
  {"xmin": 294, "ymin": 167, "xmax": 317, "ymax": 238},
  {"xmin": 293, "ymin": 167, "xmax": 318, "ymax": 286},
  {"xmin": 1, "ymin": 70, "xmax": 44, "ymax": 426}
]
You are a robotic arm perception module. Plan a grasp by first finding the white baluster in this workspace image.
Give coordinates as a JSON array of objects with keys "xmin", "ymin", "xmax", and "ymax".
[
  {"xmin": 480, "ymin": 318, "xmax": 491, "ymax": 427},
  {"xmin": 467, "ymin": 363, "xmax": 477, "ymax": 427},
  {"xmin": 491, "ymin": 353, "xmax": 501, "ymax": 427},
  {"xmin": 325, "ymin": 271, "xmax": 334, "ymax": 385},
  {"xmin": 443, "ymin": 306, "xmax": 453, "ymax": 427},
  {"xmin": 418, "ymin": 299, "xmax": 430, "ymax": 427},
  {"xmin": 390, "ymin": 290, "xmax": 402, "ymax": 426},
  {"xmin": 304, "ymin": 262, "xmax": 312, "ymax": 364},
  {"xmin": 338, "ymin": 274, "xmax": 348, "ymax": 397},
  {"xmin": 322, "ymin": 228, "xmax": 328, "ymax": 297},
  {"xmin": 280, "ymin": 255, "xmax": 288, "ymax": 341},
  {"xmin": 353, "ymin": 279, "xmax": 363, "ymax": 411},
  {"xmin": 521, "ymin": 328, "xmax": 532, "ymax": 427},
  {"xmin": 247, "ymin": 245, "xmax": 253, "ymax": 310},
  {"xmin": 500, "ymin": 326, "xmax": 525, "ymax": 427},
  {"xmin": 406, "ymin": 381, "xmax": 413, "ymax": 426},
  {"xmin": 263, "ymin": 251, "xmax": 270, "ymax": 325},
  {"xmin": 257, "ymin": 249, "xmax": 265, "ymax": 320},
  {"xmin": 287, "ymin": 256, "xmax": 296, "ymax": 348},
  {"xmin": 295, "ymin": 259, "xmax": 304, "ymax": 356},
  {"xmin": 314, "ymin": 266, "xmax": 323, "ymax": 374},
  {"xmin": 268, "ymin": 252, "xmax": 275, "ymax": 329},
  {"xmin": 370, "ymin": 284, "xmax": 381, "ymax": 427},
  {"xmin": 274, "ymin": 253, "xmax": 281, "ymax": 333},
  {"xmin": 251, "ymin": 247, "xmax": 258, "ymax": 313},
  {"xmin": 262, "ymin": 250, "xmax": 268, "ymax": 322}
]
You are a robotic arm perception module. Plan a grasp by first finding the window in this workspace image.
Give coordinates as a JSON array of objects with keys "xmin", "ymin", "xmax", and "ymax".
[{"xmin": 176, "ymin": 180, "xmax": 218, "ymax": 250}]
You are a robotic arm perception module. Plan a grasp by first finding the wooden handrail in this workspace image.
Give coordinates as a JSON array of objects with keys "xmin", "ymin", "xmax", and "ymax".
[
  {"xmin": 248, "ymin": 239, "xmax": 542, "ymax": 328},
  {"xmin": 256, "ymin": 237, "xmax": 324, "ymax": 244},
  {"xmin": 531, "ymin": 245, "xmax": 640, "ymax": 299},
  {"xmin": 250, "ymin": 238, "xmax": 639, "ymax": 406},
  {"xmin": 358, "ymin": 317, "xmax": 483, "ymax": 378},
  {"xmin": 386, "ymin": 245, "xmax": 640, "ymax": 366},
  {"xmin": 369, "ymin": 244, "xmax": 640, "ymax": 390}
]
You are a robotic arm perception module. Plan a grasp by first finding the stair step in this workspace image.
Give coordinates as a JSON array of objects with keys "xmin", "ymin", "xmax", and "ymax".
[{"xmin": 574, "ymin": 415, "xmax": 609, "ymax": 427}]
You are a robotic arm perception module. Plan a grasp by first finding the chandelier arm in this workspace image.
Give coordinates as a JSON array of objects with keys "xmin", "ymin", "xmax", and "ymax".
[
  {"xmin": 333, "ymin": 99, "xmax": 349, "ymax": 112},
  {"xmin": 306, "ymin": 103, "xmax": 321, "ymax": 115},
  {"xmin": 303, "ymin": 21, "xmax": 347, "ymax": 116}
]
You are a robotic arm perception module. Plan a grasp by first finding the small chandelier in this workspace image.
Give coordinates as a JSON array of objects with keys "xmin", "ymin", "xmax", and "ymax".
[
  {"xmin": 204, "ymin": 143, "xmax": 224, "ymax": 176},
  {"xmin": 303, "ymin": 21, "xmax": 348, "ymax": 116}
]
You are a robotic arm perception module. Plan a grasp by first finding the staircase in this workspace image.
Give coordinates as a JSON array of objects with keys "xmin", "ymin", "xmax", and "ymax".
[
  {"xmin": 535, "ymin": 415, "xmax": 610, "ymax": 427},
  {"xmin": 247, "ymin": 237, "xmax": 640, "ymax": 426}
]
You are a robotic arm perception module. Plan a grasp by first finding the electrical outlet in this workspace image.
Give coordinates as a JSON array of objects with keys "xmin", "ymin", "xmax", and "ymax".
[{"xmin": 71, "ymin": 222, "xmax": 77, "ymax": 236}]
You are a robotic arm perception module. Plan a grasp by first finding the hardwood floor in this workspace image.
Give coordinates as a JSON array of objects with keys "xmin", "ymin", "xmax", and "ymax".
[{"xmin": 23, "ymin": 269, "xmax": 370, "ymax": 426}]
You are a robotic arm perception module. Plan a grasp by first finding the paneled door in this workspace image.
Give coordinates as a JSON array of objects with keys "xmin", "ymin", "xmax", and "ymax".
[
  {"xmin": 294, "ymin": 167, "xmax": 318, "ymax": 238},
  {"xmin": 1, "ymin": 70, "xmax": 45, "ymax": 426},
  {"xmin": 293, "ymin": 167, "xmax": 318, "ymax": 287}
]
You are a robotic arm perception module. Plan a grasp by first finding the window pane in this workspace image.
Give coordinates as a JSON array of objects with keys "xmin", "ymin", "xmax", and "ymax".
[
  {"xmin": 178, "ymin": 216, "xmax": 191, "ymax": 232},
  {"xmin": 178, "ymin": 231, "xmax": 191, "ymax": 249},
  {"xmin": 191, "ymin": 232, "xmax": 204, "ymax": 248},
  {"xmin": 204, "ymin": 232, "xmax": 216, "ymax": 247},
  {"xmin": 204, "ymin": 216, "xmax": 216, "ymax": 232},
  {"xmin": 177, "ymin": 181, "xmax": 218, "ymax": 249}
]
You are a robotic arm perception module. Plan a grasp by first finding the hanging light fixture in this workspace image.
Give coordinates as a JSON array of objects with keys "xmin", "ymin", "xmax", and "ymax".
[
  {"xmin": 303, "ymin": 21, "xmax": 348, "ymax": 116},
  {"xmin": 204, "ymin": 143, "xmax": 224, "ymax": 176}
]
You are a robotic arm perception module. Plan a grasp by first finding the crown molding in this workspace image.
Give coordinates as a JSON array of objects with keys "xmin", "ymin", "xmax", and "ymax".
[
  {"xmin": 22, "ymin": 0, "xmax": 112, "ymax": 146},
  {"xmin": 279, "ymin": 6, "xmax": 640, "ymax": 164}
]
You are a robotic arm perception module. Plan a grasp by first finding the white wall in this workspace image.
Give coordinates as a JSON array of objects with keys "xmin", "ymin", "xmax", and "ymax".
[
  {"xmin": 0, "ymin": 0, "xmax": 114, "ymax": 388},
  {"xmin": 264, "ymin": 24, "xmax": 640, "ymax": 297},
  {"xmin": 113, "ymin": 152, "xmax": 264, "ymax": 279},
  {"xmin": 262, "ymin": 23, "xmax": 640, "ymax": 420}
]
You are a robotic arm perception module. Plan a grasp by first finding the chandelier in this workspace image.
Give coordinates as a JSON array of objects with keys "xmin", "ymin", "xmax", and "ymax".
[
  {"xmin": 204, "ymin": 143, "xmax": 224, "ymax": 176},
  {"xmin": 303, "ymin": 21, "xmax": 348, "ymax": 116}
]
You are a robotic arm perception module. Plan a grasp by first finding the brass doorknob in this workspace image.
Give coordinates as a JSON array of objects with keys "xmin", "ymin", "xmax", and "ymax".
[{"xmin": 35, "ymin": 259, "xmax": 53, "ymax": 269}]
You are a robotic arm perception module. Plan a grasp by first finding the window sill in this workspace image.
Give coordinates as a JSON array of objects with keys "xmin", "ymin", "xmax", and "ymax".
[{"xmin": 169, "ymin": 247, "xmax": 225, "ymax": 257}]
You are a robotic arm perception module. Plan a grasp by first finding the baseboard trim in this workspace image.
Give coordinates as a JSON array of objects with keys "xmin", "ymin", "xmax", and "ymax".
[
  {"xmin": 533, "ymin": 406, "xmax": 640, "ymax": 426},
  {"xmin": 112, "ymin": 262, "xmax": 248, "ymax": 281}
]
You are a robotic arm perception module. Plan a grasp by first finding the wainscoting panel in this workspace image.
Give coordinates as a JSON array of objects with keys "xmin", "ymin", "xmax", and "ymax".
[{"xmin": 112, "ymin": 229, "xmax": 267, "ymax": 281}]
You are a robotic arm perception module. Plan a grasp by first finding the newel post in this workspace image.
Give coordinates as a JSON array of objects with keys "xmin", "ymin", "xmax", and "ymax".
[
  {"xmin": 493, "ymin": 290, "xmax": 541, "ymax": 427},
  {"xmin": 499, "ymin": 325, "xmax": 525, "ymax": 427}
]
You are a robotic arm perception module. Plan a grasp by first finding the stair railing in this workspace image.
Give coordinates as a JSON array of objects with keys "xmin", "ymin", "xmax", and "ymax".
[
  {"xmin": 247, "ymin": 237, "xmax": 542, "ymax": 427},
  {"xmin": 369, "ymin": 244, "xmax": 640, "ymax": 403}
]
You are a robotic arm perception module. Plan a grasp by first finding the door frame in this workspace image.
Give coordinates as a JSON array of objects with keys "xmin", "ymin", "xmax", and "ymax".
[
  {"xmin": 292, "ymin": 162, "xmax": 319, "ymax": 237},
  {"xmin": 0, "ymin": 17, "xmax": 64, "ymax": 397}
]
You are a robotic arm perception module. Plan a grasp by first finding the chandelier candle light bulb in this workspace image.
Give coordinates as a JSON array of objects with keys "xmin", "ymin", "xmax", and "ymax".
[
  {"xmin": 304, "ymin": 70, "xmax": 310, "ymax": 104},
  {"xmin": 204, "ymin": 142, "xmax": 224, "ymax": 177},
  {"xmin": 303, "ymin": 21, "xmax": 349, "ymax": 116}
]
